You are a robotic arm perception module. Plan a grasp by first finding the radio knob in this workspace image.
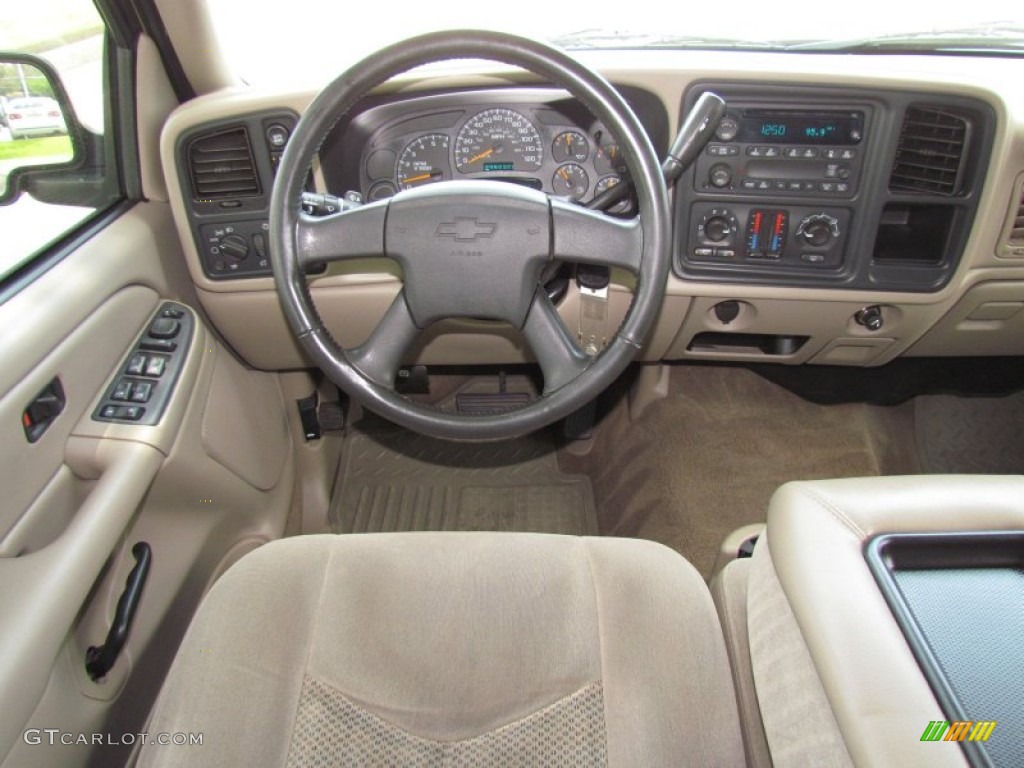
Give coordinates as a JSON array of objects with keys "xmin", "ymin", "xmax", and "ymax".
[
  {"xmin": 715, "ymin": 116, "xmax": 739, "ymax": 142},
  {"xmin": 219, "ymin": 233, "xmax": 250, "ymax": 261},
  {"xmin": 797, "ymin": 214, "xmax": 839, "ymax": 247},
  {"xmin": 709, "ymin": 163, "xmax": 732, "ymax": 189}
]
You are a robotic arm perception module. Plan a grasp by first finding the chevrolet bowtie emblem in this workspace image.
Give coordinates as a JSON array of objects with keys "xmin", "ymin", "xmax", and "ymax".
[{"xmin": 435, "ymin": 218, "xmax": 498, "ymax": 242}]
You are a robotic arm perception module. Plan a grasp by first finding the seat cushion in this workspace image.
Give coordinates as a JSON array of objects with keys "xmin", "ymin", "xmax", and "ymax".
[{"xmin": 138, "ymin": 533, "xmax": 744, "ymax": 767}]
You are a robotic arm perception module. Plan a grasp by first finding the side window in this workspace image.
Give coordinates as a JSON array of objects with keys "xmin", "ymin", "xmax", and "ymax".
[{"xmin": 0, "ymin": 0, "xmax": 121, "ymax": 280}]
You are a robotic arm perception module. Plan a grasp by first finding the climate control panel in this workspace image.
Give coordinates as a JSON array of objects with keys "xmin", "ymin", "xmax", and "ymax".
[{"xmin": 688, "ymin": 203, "xmax": 851, "ymax": 269}]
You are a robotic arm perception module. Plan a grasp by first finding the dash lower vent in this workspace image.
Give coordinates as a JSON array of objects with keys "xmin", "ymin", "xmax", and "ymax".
[
  {"xmin": 187, "ymin": 126, "xmax": 260, "ymax": 200},
  {"xmin": 889, "ymin": 106, "xmax": 969, "ymax": 196},
  {"xmin": 998, "ymin": 174, "xmax": 1024, "ymax": 258}
]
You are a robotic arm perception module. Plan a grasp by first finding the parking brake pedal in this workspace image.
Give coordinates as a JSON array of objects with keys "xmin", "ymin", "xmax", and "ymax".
[{"xmin": 297, "ymin": 392, "xmax": 347, "ymax": 441}]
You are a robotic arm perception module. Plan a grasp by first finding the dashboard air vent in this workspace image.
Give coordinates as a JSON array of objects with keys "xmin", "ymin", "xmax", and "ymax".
[
  {"xmin": 889, "ymin": 106, "xmax": 969, "ymax": 196},
  {"xmin": 1007, "ymin": 186, "xmax": 1024, "ymax": 245},
  {"xmin": 188, "ymin": 127, "xmax": 260, "ymax": 200},
  {"xmin": 997, "ymin": 175, "xmax": 1024, "ymax": 258}
]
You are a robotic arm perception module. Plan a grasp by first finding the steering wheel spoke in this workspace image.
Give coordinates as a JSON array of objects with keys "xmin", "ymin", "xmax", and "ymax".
[
  {"xmin": 295, "ymin": 200, "xmax": 388, "ymax": 270},
  {"xmin": 523, "ymin": 290, "xmax": 591, "ymax": 394},
  {"xmin": 550, "ymin": 198, "xmax": 642, "ymax": 273},
  {"xmin": 347, "ymin": 290, "xmax": 421, "ymax": 389}
]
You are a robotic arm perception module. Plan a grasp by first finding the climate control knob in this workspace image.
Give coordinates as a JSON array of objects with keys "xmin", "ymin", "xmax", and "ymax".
[
  {"xmin": 219, "ymin": 233, "xmax": 250, "ymax": 261},
  {"xmin": 708, "ymin": 163, "xmax": 733, "ymax": 189},
  {"xmin": 704, "ymin": 216, "xmax": 732, "ymax": 242},
  {"xmin": 796, "ymin": 214, "xmax": 839, "ymax": 248},
  {"xmin": 698, "ymin": 209, "xmax": 739, "ymax": 246}
]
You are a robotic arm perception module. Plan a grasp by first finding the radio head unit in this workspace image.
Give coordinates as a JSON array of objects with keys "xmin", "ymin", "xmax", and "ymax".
[{"xmin": 695, "ymin": 107, "xmax": 868, "ymax": 200}]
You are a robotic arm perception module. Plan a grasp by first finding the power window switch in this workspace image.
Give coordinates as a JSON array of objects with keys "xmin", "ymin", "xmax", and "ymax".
[
  {"xmin": 130, "ymin": 381, "xmax": 153, "ymax": 403},
  {"xmin": 126, "ymin": 353, "xmax": 148, "ymax": 376},
  {"xmin": 111, "ymin": 379, "xmax": 133, "ymax": 401},
  {"xmin": 161, "ymin": 307, "xmax": 184, "ymax": 319},
  {"xmin": 100, "ymin": 405, "xmax": 118, "ymax": 419},
  {"xmin": 144, "ymin": 356, "xmax": 167, "ymax": 378}
]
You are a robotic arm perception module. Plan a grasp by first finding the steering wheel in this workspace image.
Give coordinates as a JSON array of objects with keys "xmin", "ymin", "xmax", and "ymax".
[{"xmin": 270, "ymin": 30, "xmax": 670, "ymax": 441}]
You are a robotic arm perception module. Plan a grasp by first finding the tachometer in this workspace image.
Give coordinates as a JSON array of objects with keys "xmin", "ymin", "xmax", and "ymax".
[
  {"xmin": 396, "ymin": 133, "xmax": 451, "ymax": 189},
  {"xmin": 454, "ymin": 109, "xmax": 543, "ymax": 173}
]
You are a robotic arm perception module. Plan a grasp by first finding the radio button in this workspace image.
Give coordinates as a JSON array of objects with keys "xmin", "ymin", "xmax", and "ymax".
[
  {"xmin": 802, "ymin": 253, "xmax": 826, "ymax": 264},
  {"xmin": 756, "ymin": 180, "xmax": 772, "ymax": 191},
  {"xmin": 836, "ymin": 182, "xmax": 851, "ymax": 194},
  {"xmin": 708, "ymin": 144, "xmax": 739, "ymax": 156},
  {"xmin": 742, "ymin": 180, "xmax": 758, "ymax": 190},
  {"xmin": 820, "ymin": 182, "xmax": 836, "ymax": 193},
  {"xmin": 694, "ymin": 247, "xmax": 715, "ymax": 258},
  {"xmin": 764, "ymin": 147, "xmax": 781, "ymax": 158},
  {"xmin": 718, "ymin": 249, "xmax": 736, "ymax": 258},
  {"xmin": 787, "ymin": 181, "xmax": 803, "ymax": 192}
]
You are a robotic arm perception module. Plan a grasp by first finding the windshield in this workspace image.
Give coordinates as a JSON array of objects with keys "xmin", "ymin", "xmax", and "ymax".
[{"xmin": 206, "ymin": 0, "xmax": 1021, "ymax": 86}]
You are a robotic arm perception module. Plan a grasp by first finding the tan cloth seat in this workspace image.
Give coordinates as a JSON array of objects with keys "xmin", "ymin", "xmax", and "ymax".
[{"xmin": 138, "ymin": 533, "xmax": 744, "ymax": 767}]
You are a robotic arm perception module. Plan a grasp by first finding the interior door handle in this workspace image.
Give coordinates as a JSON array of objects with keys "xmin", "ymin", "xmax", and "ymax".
[
  {"xmin": 85, "ymin": 542, "xmax": 152, "ymax": 681},
  {"xmin": 22, "ymin": 377, "xmax": 65, "ymax": 443}
]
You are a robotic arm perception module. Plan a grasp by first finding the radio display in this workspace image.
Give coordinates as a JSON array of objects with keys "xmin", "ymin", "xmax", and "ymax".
[{"xmin": 739, "ymin": 111, "xmax": 863, "ymax": 145}]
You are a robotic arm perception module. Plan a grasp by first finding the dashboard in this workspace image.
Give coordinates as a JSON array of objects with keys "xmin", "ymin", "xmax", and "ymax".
[{"xmin": 159, "ymin": 51, "xmax": 1024, "ymax": 372}]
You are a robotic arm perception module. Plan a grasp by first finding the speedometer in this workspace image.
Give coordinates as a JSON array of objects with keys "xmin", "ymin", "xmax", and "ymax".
[{"xmin": 454, "ymin": 109, "xmax": 543, "ymax": 174}]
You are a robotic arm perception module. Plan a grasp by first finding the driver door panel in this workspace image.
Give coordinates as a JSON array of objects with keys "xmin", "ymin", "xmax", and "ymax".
[{"xmin": 0, "ymin": 203, "xmax": 295, "ymax": 767}]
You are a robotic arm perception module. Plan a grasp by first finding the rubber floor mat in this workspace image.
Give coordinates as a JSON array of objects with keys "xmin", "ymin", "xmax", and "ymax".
[
  {"xmin": 330, "ymin": 430, "xmax": 598, "ymax": 535},
  {"xmin": 915, "ymin": 391, "xmax": 1024, "ymax": 474}
]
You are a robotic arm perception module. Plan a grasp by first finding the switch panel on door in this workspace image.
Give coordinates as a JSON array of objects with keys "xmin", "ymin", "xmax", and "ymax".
[{"xmin": 92, "ymin": 303, "xmax": 194, "ymax": 426}]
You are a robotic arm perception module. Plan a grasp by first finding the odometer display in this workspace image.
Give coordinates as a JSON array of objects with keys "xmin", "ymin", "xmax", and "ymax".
[{"xmin": 455, "ymin": 109, "xmax": 543, "ymax": 173}]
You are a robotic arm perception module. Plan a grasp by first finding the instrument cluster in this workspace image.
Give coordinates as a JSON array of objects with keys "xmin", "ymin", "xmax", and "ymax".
[{"xmin": 355, "ymin": 93, "xmax": 631, "ymax": 212}]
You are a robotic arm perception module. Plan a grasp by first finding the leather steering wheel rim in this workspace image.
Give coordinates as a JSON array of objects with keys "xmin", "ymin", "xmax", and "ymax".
[{"xmin": 270, "ymin": 30, "xmax": 670, "ymax": 441}]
